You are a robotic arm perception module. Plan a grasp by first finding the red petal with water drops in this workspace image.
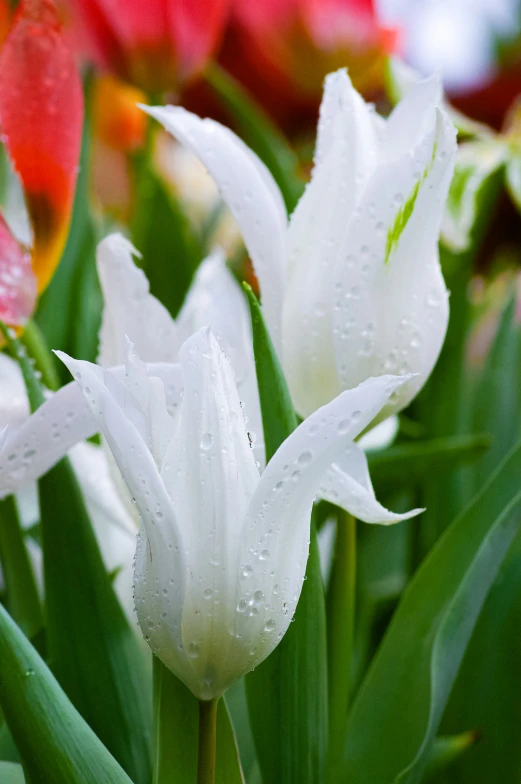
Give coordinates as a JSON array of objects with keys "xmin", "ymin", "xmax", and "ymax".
[
  {"xmin": 0, "ymin": 213, "xmax": 37, "ymax": 326},
  {"xmin": 0, "ymin": 0, "xmax": 83, "ymax": 292}
]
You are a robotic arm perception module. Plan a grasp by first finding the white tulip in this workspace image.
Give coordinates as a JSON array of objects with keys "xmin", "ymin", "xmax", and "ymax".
[
  {"xmin": 142, "ymin": 68, "xmax": 457, "ymax": 421},
  {"xmin": 55, "ymin": 328, "xmax": 420, "ymax": 699},
  {"xmin": 0, "ymin": 353, "xmax": 135, "ymax": 617}
]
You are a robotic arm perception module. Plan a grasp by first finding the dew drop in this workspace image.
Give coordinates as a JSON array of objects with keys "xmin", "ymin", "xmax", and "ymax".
[
  {"xmin": 200, "ymin": 433, "xmax": 214, "ymax": 450},
  {"xmin": 188, "ymin": 642, "xmax": 200, "ymax": 659}
]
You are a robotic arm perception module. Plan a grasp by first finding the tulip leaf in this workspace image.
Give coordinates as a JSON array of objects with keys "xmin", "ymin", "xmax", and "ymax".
[
  {"xmin": 0, "ymin": 762, "xmax": 25, "ymax": 783},
  {"xmin": 152, "ymin": 658, "xmax": 244, "ymax": 783},
  {"xmin": 152, "ymin": 658, "xmax": 198, "ymax": 782},
  {"xmin": 205, "ymin": 64, "xmax": 303, "ymax": 213},
  {"xmin": 0, "ymin": 496, "xmax": 43, "ymax": 640},
  {"xmin": 243, "ymin": 284, "xmax": 297, "ymax": 460},
  {"xmin": 131, "ymin": 163, "xmax": 202, "ymax": 319},
  {"xmin": 437, "ymin": 290, "xmax": 521, "ymax": 783},
  {"xmin": 2, "ymin": 325, "xmax": 153, "ymax": 783},
  {"xmin": 0, "ymin": 603, "xmax": 133, "ymax": 784},
  {"xmin": 368, "ymin": 433, "xmax": 491, "ymax": 493},
  {"xmin": 340, "ymin": 439, "xmax": 521, "ymax": 783},
  {"xmin": 244, "ymin": 286, "xmax": 328, "ymax": 782}
]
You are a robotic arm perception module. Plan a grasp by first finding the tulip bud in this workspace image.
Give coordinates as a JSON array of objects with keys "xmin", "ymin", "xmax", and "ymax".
[
  {"xmin": 56, "ymin": 329, "xmax": 419, "ymax": 699},
  {"xmin": 0, "ymin": 0, "xmax": 83, "ymax": 294},
  {"xmin": 219, "ymin": 0, "xmax": 399, "ymax": 128},
  {"xmin": 69, "ymin": 0, "xmax": 230, "ymax": 94},
  {"xmin": 144, "ymin": 69, "xmax": 457, "ymax": 423}
]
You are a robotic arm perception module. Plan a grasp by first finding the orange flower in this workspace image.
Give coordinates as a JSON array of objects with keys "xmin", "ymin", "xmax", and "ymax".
[
  {"xmin": 92, "ymin": 74, "xmax": 147, "ymax": 152},
  {"xmin": 0, "ymin": 0, "xmax": 83, "ymax": 295}
]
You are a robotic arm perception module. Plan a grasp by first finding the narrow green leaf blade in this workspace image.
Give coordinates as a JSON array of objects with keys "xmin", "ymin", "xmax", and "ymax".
[
  {"xmin": 4, "ymin": 324, "xmax": 153, "ymax": 783},
  {"xmin": 131, "ymin": 167, "xmax": 202, "ymax": 318},
  {"xmin": 0, "ymin": 762, "xmax": 25, "ymax": 783},
  {"xmin": 0, "ymin": 603, "xmax": 132, "ymax": 784},
  {"xmin": 368, "ymin": 433, "xmax": 491, "ymax": 494},
  {"xmin": 39, "ymin": 459, "xmax": 152, "ymax": 784},
  {"xmin": 152, "ymin": 660, "xmax": 244, "ymax": 783},
  {"xmin": 216, "ymin": 699, "xmax": 245, "ymax": 784},
  {"xmin": 0, "ymin": 496, "xmax": 43, "ymax": 640},
  {"xmin": 439, "ymin": 290, "xmax": 521, "ymax": 783},
  {"xmin": 152, "ymin": 658, "xmax": 198, "ymax": 783},
  {"xmin": 244, "ymin": 286, "xmax": 328, "ymax": 783},
  {"xmin": 205, "ymin": 64, "xmax": 303, "ymax": 213},
  {"xmin": 243, "ymin": 284, "xmax": 297, "ymax": 460},
  {"xmin": 340, "ymin": 440, "xmax": 521, "ymax": 783}
]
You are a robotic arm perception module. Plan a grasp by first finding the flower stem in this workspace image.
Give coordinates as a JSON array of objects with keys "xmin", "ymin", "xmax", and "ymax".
[
  {"xmin": 326, "ymin": 511, "xmax": 357, "ymax": 777},
  {"xmin": 197, "ymin": 697, "xmax": 219, "ymax": 784}
]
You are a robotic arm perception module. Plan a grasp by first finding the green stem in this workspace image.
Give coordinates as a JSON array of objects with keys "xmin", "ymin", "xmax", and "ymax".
[
  {"xmin": 0, "ymin": 496, "xmax": 43, "ymax": 640},
  {"xmin": 20, "ymin": 319, "xmax": 60, "ymax": 391},
  {"xmin": 326, "ymin": 511, "xmax": 357, "ymax": 776},
  {"xmin": 197, "ymin": 698, "xmax": 219, "ymax": 784}
]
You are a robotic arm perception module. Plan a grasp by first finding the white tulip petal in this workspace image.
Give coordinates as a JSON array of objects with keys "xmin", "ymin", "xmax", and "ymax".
[
  {"xmin": 380, "ymin": 75, "xmax": 442, "ymax": 162},
  {"xmin": 332, "ymin": 106, "xmax": 456, "ymax": 421},
  {"xmin": 284, "ymin": 70, "xmax": 380, "ymax": 415},
  {"xmin": 142, "ymin": 105, "xmax": 287, "ymax": 353},
  {"xmin": 158, "ymin": 329, "xmax": 260, "ymax": 698},
  {"xmin": 69, "ymin": 442, "xmax": 137, "ymax": 538},
  {"xmin": 234, "ymin": 374, "xmax": 414, "ymax": 674},
  {"xmin": 0, "ymin": 363, "xmax": 184, "ymax": 498},
  {"xmin": 55, "ymin": 355, "xmax": 186, "ymax": 649},
  {"xmin": 97, "ymin": 233, "xmax": 181, "ymax": 367},
  {"xmin": 177, "ymin": 249, "xmax": 263, "ymax": 464},
  {"xmin": 0, "ymin": 353, "xmax": 30, "ymax": 429},
  {"xmin": 69, "ymin": 442, "xmax": 137, "ymax": 621},
  {"xmin": 318, "ymin": 444, "xmax": 423, "ymax": 524}
]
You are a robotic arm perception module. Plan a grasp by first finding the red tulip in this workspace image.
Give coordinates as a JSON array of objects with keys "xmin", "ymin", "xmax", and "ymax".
[
  {"xmin": 0, "ymin": 214, "xmax": 36, "ymax": 326},
  {"xmin": 219, "ymin": 0, "xmax": 399, "ymax": 129},
  {"xmin": 67, "ymin": 0, "xmax": 230, "ymax": 94},
  {"xmin": 0, "ymin": 0, "xmax": 83, "ymax": 301},
  {"xmin": 0, "ymin": 1, "xmax": 9, "ymax": 47}
]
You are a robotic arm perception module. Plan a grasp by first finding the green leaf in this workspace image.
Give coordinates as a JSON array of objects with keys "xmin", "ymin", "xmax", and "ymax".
[
  {"xmin": 131, "ymin": 165, "xmax": 202, "ymax": 318},
  {"xmin": 0, "ymin": 762, "xmax": 25, "ymax": 783},
  {"xmin": 436, "ymin": 290, "xmax": 521, "ymax": 784},
  {"xmin": 39, "ymin": 458, "xmax": 152, "ymax": 784},
  {"xmin": 339, "ymin": 440, "xmax": 521, "ymax": 783},
  {"xmin": 0, "ymin": 603, "xmax": 133, "ymax": 784},
  {"xmin": 244, "ymin": 286, "xmax": 328, "ymax": 783},
  {"xmin": 243, "ymin": 284, "xmax": 297, "ymax": 460},
  {"xmin": 152, "ymin": 658, "xmax": 244, "ymax": 783},
  {"xmin": 152, "ymin": 658, "xmax": 198, "ymax": 782},
  {"xmin": 216, "ymin": 700, "xmax": 245, "ymax": 784},
  {"xmin": 205, "ymin": 64, "xmax": 303, "ymax": 213},
  {"xmin": 3, "ymin": 325, "xmax": 153, "ymax": 783},
  {"xmin": 368, "ymin": 433, "xmax": 491, "ymax": 494},
  {"xmin": 0, "ymin": 496, "xmax": 43, "ymax": 640}
]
